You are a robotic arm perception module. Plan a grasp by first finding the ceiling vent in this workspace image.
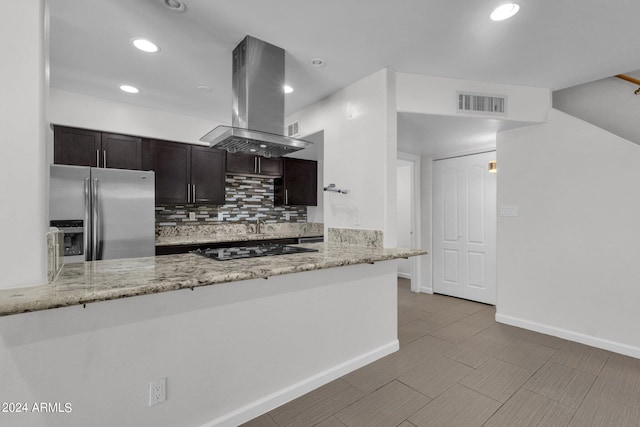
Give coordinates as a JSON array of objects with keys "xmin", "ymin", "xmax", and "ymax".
[
  {"xmin": 287, "ymin": 121, "xmax": 300, "ymax": 137},
  {"xmin": 458, "ymin": 92, "xmax": 506, "ymax": 114}
]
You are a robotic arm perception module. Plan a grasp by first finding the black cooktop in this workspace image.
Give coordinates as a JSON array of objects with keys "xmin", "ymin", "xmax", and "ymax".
[{"xmin": 192, "ymin": 244, "xmax": 318, "ymax": 261}]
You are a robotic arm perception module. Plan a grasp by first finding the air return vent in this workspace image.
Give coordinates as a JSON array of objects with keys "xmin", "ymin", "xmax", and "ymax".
[
  {"xmin": 287, "ymin": 121, "xmax": 300, "ymax": 137},
  {"xmin": 457, "ymin": 92, "xmax": 506, "ymax": 114}
]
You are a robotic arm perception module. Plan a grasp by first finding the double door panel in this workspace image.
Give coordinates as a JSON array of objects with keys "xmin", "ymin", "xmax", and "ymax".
[
  {"xmin": 433, "ymin": 152, "xmax": 496, "ymax": 304},
  {"xmin": 54, "ymin": 126, "xmax": 142, "ymax": 170},
  {"xmin": 145, "ymin": 140, "xmax": 225, "ymax": 205}
]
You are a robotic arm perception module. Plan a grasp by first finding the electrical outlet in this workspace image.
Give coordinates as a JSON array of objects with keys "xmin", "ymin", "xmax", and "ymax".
[
  {"xmin": 284, "ymin": 212, "xmax": 290, "ymax": 221},
  {"xmin": 217, "ymin": 212, "xmax": 224, "ymax": 221},
  {"xmin": 149, "ymin": 378, "xmax": 167, "ymax": 407},
  {"xmin": 188, "ymin": 212, "xmax": 196, "ymax": 221}
]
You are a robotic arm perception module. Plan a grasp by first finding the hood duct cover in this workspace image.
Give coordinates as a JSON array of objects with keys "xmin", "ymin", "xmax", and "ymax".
[{"xmin": 200, "ymin": 36, "xmax": 312, "ymax": 157}]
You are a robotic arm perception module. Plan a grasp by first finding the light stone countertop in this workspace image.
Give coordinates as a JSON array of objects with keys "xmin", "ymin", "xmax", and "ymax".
[{"xmin": 0, "ymin": 243, "xmax": 426, "ymax": 317}]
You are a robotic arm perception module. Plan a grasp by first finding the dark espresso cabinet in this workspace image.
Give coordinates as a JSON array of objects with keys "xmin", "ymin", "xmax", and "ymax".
[
  {"xmin": 142, "ymin": 140, "xmax": 226, "ymax": 205},
  {"xmin": 53, "ymin": 126, "xmax": 142, "ymax": 170},
  {"xmin": 226, "ymin": 152, "xmax": 282, "ymax": 177},
  {"xmin": 274, "ymin": 158, "xmax": 318, "ymax": 206}
]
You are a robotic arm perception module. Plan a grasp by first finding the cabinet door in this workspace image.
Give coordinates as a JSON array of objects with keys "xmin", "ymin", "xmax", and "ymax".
[
  {"xmin": 54, "ymin": 126, "xmax": 101, "ymax": 167},
  {"xmin": 191, "ymin": 146, "xmax": 226, "ymax": 205},
  {"xmin": 276, "ymin": 158, "xmax": 317, "ymax": 206},
  {"xmin": 226, "ymin": 152, "xmax": 257, "ymax": 175},
  {"xmin": 147, "ymin": 140, "xmax": 191, "ymax": 204},
  {"xmin": 101, "ymin": 133, "xmax": 142, "ymax": 170},
  {"xmin": 257, "ymin": 157, "xmax": 282, "ymax": 176}
]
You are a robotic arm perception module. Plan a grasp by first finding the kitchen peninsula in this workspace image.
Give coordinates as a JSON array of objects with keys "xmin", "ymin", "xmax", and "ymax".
[{"xmin": 0, "ymin": 237, "xmax": 425, "ymax": 427}]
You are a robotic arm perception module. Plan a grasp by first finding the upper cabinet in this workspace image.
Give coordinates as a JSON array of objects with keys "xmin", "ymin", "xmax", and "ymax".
[
  {"xmin": 226, "ymin": 152, "xmax": 282, "ymax": 177},
  {"xmin": 274, "ymin": 158, "xmax": 318, "ymax": 206},
  {"xmin": 142, "ymin": 139, "xmax": 226, "ymax": 205},
  {"xmin": 53, "ymin": 125, "xmax": 142, "ymax": 170}
]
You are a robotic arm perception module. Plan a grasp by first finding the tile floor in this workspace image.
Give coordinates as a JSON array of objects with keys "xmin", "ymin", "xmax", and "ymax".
[{"xmin": 242, "ymin": 278, "xmax": 640, "ymax": 427}]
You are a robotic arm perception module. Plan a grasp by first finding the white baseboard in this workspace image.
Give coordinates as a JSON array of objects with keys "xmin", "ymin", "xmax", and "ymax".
[
  {"xmin": 419, "ymin": 286, "xmax": 433, "ymax": 294},
  {"xmin": 200, "ymin": 340, "xmax": 400, "ymax": 427},
  {"xmin": 397, "ymin": 272, "xmax": 412, "ymax": 280},
  {"xmin": 495, "ymin": 313, "xmax": 640, "ymax": 359}
]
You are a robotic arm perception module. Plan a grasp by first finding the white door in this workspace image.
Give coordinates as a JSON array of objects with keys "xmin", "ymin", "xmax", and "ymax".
[{"xmin": 433, "ymin": 151, "xmax": 496, "ymax": 304}]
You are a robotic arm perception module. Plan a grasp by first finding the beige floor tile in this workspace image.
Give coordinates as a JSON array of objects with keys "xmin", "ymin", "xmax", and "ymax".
[
  {"xmin": 444, "ymin": 336, "xmax": 506, "ymax": 368},
  {"xmin": 400, "ymin": 334, "xmax": 456, "ymax": 366},
  {"xmin": 398, "ymin": 319, "xmax": 442, "ymax": 345},
  {"xmin": 474, "ymin": 323, "xmax": 528, "ymax": 346},
  {"xmin": 586, "ymin": 353, "xmax": 640, "ymax": 409},
  {"xmin": 418, "ymin": 298, "xmax": 465, "ymax": 314},
  {"xmin": 314, "ymin": 416, "xmax": 348, "ymax": 427},
  {"xmin": 517, "ymin": 329, "xmax": 567, "ymax": 350},
  {"xmin": 408, "ymin": 384, "xmax": 501, "ymax": 427},
  {"xmin": 450, "ymin": 300, "xmax": 489, "ymax": 315},
  {"xmin": 397, "ymin": 356, "xmax": 474, "ymax": 398},
  {"xmin": 550, "ymin": 341, "xmax": 610, "ymax": 375},
  {"xmin": 523, "ymin": 362, "xmax": 596, "ymax": 409},
  {"xmin": 335, "ymin": 381, "xmax": 430, "ymax": 427},
  {"xmin": 240, "ymin": 413, "xmax": 279, "ymax": 427},
  {"xmin": 459, "ymin": 308, "xmax": 497, "ymax": 329},
  {"xmin": 569, "ymin": 396, "xmax": 640, "ymax": 427},
  {"xmin": 269, "ymin": 379, "xmax": 364, "ymax": 427},
  {"xmin": 485, "ymin": 389, "xmax": 575, "ymax": 427},
  {"xmin": 494, "ymin": 339, "xmax": 556, "ymax": 371},
  {"xmin": 417, "ymin": 309, "xmax": 469, "ymax": 327},
  {"xmin": 398, "ymin": 306, "xmax": 431, "ymax": 326},
  {"xmin": 342, "ymin": 348, "xmax": 421, "ymax": 394},
  {"xmin": 460, "ymin": 357, "xmax": 533, "ymax": 403},
  {"xmin": 397, "ymin": 422, "xmax": 417, "ymax": 427},
  {"xmin": 428, "ymin": 321, "xmax": 485, "ymax": 344}
]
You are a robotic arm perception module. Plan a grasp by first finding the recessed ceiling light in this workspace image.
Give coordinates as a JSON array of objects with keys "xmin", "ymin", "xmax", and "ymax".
[
  {"xmin": 310, "ymin": 58, "xmax": 326, "ymax": 68},
  {"xmin": 120, "ymin": 85, "xmax": 139, "ymax": 94},
  {"xmin": 490, "ymin": 3, "xmax": 520, "ymax": 21},
  {"xmin": 132, "ymin": 38, "xmax": 159, "ymax": 53},
  {"xmin": 163, "ymin": 0, "xmax": 186, "ymax": 12},
  {"xmin": 283, "ymin": 85, "xmax": 294, "ymax": 94}
]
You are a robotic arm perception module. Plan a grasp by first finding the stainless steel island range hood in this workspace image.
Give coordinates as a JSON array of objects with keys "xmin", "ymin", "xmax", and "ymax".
[{"xmin": 200, "ymin": 36, "xmax": 312, "ymax": 158}]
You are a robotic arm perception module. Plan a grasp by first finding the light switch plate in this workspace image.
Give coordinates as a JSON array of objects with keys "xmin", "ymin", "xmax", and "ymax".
[{"xmin": 500, "ymin": 206, "xmax": 518, "ymax": 217}]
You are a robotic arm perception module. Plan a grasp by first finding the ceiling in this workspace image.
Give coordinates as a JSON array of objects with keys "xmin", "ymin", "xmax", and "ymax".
[{"xmin": 49, "ymin": 0, "xmax": 640, "ymax": 151}]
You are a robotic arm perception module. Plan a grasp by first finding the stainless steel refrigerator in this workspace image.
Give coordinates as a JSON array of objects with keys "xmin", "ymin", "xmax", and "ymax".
[{"xmin": 50, "ymin": 165, "xmax": 155, "ymax": 263}]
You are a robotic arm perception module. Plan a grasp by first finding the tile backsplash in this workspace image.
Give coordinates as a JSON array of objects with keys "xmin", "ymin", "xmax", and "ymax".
[{"xmin": 156, "ymin": 175, "xmax": 307, "ymax": 226}]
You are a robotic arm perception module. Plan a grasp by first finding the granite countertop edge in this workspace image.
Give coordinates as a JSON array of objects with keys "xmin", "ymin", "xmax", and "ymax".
[{"xmin": 0, "ymin": 243, "xmax": 427, "ymax": 317}]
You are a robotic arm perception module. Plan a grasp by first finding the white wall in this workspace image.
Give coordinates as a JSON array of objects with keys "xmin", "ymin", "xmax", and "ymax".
[
  {"xmin": 396, "ymin": 160, "xmax": 412, "ymax": 277},
  {"xmin": 396, "ymin": 72, "xmax": 550, "ymax": 123},
  {"xmin": 0, "ymin": 0, "xmax": 48, "ymax": 289},
  {"xmin": 286, "ymin": 69, "xmax": 398, "ymax": 247},
  {"xmin": 0, "ymin": 262, "xmax": 397, "ymax": 427},
  {"xmin": 419, "ymin": 156, "xmax": 434, "ymax": 293},
  {"xmin": 496, "ymin": 108, "xmax": 640, "ymax": 357},
  {"xmin": 50, "ymin": 89, "xmax": 219, "ymax": 145},
  {"xmin": 554, "ymin": 76, "xmax": 640, "ymax": 145}
]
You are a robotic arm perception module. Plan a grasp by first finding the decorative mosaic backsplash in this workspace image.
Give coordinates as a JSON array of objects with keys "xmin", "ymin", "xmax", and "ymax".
[{"xmin": 156, "ymin": 175, "xmax": 307, "ymax": 226}]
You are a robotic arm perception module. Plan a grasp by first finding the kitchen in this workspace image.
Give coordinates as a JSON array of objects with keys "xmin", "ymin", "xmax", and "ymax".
[{"xmin": 4, "ymin": 0, "xmax": 640, "ymax": 426}]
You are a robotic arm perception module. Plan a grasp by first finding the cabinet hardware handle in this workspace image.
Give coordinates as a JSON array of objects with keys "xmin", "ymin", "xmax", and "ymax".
[
  {"xmin": 96, "ymin": 150, "xmax": 100, "ymax": 167},
  {"xmin": 193, "ymin": 184, "xmax": 196, "ymax": 203},
  {"xmin": 187, "ymin": 184, "xmax": 191, "ymax": 203},
  {"xmin": 103, "ymin": 150, "xmax": 107, "ymax": 168},
  {"xmin": 285, "ymin": 189, "xmax": 288, "ymax": 205},
  {"xmin": 258, "ymin": 158, "xmax": 261, "ymax": 174},
  {"xmin": 254, "ymin": 157, "xmax": 258, "ymax": 174}
]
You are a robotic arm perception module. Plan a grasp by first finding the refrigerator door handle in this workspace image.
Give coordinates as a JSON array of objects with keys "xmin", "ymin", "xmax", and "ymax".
[
  {"xmin": 83, "ymin": 177, "xmax": 92, "ymax": 261},
  {"xmin": 92, "ymin": 177, "xmax": 100, "ymax": 260}
]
